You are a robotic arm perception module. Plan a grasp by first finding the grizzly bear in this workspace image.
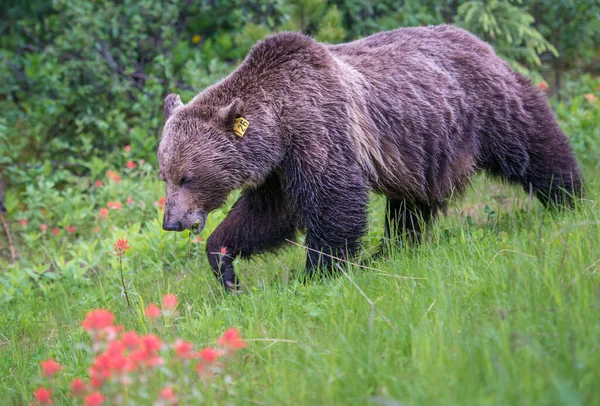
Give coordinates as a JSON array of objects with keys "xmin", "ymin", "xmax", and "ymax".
[{"xmin": 158, "ymin": 25, "xmax": 581, "ymax": 289}]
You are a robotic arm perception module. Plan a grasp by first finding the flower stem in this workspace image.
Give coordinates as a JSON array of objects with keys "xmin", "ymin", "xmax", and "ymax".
[
  {"xmin": 184, "ymin": 231, "xmax": 192, "ymax": 275},
  {"xmin": 119, "ymin": 255, "xmax": 131, "ymax": 308}
]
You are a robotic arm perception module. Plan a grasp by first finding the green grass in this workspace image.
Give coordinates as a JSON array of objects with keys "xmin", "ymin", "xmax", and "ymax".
[{"xmin": 1, "ymin": 172, "xmax": 599, "ymax": 405}]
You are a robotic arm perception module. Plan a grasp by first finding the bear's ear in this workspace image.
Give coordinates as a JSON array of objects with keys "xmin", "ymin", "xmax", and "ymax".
[
  {"xmin": 164, "ymin": 94, "xmax": 183, "ymax": 119},
  {"xmin": 217, "ymin": 98, "xmax": 246, "ymax": 136}
]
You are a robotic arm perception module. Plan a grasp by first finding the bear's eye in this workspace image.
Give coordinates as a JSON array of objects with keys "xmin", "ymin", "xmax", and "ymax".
[{"xmin": 180, "ymin": 177, "xmax": 193, "ymax": 187}]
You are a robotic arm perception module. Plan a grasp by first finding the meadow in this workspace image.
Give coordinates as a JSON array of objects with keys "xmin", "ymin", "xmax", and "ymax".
[
  {"xmin": 1, "ymin": 78, "xmax": 599, "ymax": 404},
  {"xmin": 2, "ymin": 0, "xmax": 600, "ymax": 403}
]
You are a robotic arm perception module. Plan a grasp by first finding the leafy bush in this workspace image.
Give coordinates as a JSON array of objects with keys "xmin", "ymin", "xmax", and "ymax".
[
  {"xmin": 455, "ymin": 0, "xmax": 557, "ymax": 79},
  {"xmin": 552, "ymin": 74, "xmax": 600, "ymax": 168},
  {"xmin": 4, "ymin": 0, "xmax": 597, "ymax": 189},
  {"xmin": 527, "ymin": 0, "xmax": 600, "ymax": 93}
]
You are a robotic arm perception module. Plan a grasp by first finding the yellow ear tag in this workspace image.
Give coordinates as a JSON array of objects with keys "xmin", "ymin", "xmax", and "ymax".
[{"xmin": 233, "ymin": 117, "xmax": 249, "ymax": 137}]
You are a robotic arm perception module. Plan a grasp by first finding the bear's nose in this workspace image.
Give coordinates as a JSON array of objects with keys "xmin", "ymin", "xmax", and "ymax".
[{"xmin": 162, "ymin": 220, "xmax": 184, "ymax": 232}]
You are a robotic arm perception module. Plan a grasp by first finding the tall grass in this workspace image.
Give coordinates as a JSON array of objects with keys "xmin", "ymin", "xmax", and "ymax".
[{"xmin": 1, "ymin": 172, "xmax": 598, "ymax": 405}]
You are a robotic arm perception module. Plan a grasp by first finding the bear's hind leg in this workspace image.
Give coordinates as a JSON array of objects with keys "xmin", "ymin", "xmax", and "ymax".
[
  {"xmin": 384, "ymin": 199, "xmax": 436, "ymax": 247},
  {"xmin": 206, "ymin": 174, "xmax": 299, "ymax": 290}
]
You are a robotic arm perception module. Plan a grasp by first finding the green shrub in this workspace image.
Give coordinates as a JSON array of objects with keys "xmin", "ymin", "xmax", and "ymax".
[{"xmin": 4, "ymin": 0, "xmax": 597, "ymax": 192}]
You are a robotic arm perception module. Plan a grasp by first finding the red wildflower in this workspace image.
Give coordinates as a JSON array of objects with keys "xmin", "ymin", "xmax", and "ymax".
[
  {"xmin": 126, "ymin": 160, "xmax": 136, "ymax": 169},
  {"xmin": 106, "ymin": 170, "xmax": 122, "ymax": 184},
  {"xmin": 155, "ymin": 196, "xmax": 166, "ymax": 211},
  {"xmin": 88, "ymin": 344, "xmax": 133, "ymax": 388},
  {"xmin": 99, "ymin": 208, "xmax": 109, "ymax": 219},
  {"xmin": 173, "ymin": 339, "xmax": 194, "ymax": 359},
  {"xmin": 40, "ymin": 358, "xmax": 62, "ymax": 377},
  {"xmin": 145, "ymin": 355, "xmax": 164, "ymax": 368},
  {"xmin": 105, "ymin": 339, "xmax": 126, "ymax": 356},
  {"xmin": 71, "ymin": 378, "xmax": 87, "ymax": 396},
  {"xmin": 194, "ymin": 236, "xmax": 203, "ymax": 243},
  {"xmin": 159, "ymin": 386, "xmax": 177, "ymax": 401},
  {"xmin": 217, "ymin": 328, "xmax": 246, "ymax": 350},
  {"xmin": 129, "ymin": 349, "xmax": 161, "ymax": 368},
  {"xmin": 95, "ymin": 180, "xmax": 103, "ymax": 188},
  {"xmin": 114, "ymin": 238, "xmax": 130, "ymax": 256},
  {"xmin": 84, "ymin": 392, "xmax": 105, "ymax": 406},
  {"xmin": 121, "ymin": 331, "xmax": 140, "ymax": 350},
  {"xmin": 195, "ymin": 347, "xmax": 222, "ymax": 379},
  {"xmin": 94, "ymin": 226, "xmax": 100, "ymax": 233},
  {"xmin": 66, "ymin": 225, "xmax": 76, "ymax": 234},
  {"xmin": 104, "ymin": 341, "xmax": 134, "ymax": 372},
  {"xmin": 584, "ymin": 93, "xmax": 598, "ymax": 104},
  {"xmin": 162, "ymin": 293, "xmax": 178, "ymax": 310},
  {"xmin": 220, "ymin": 246, "xmax": 227, "ymax": 255},
  {"xmin": 52, "ymin": 228, "xmax": 60, "ymax": 236},
  {"xmin": 145, "ymin": 303, "xmax": 161, "ymax": 319},
  {"xmin": 107, "ymin": 201, "xmax": 122, "ymax": 210},
  {"xmin": 89, "ymin": 372, "xmax": 102, "ymax": 389},
  {"xmin": 19, "ymin": 219, "xmax": 27, "ymax": 227},
  {"xmin": 40, "ymin": 224, "xmax": 48, "ymax": 233},
  {"xmin": 141, "ymin": 335, "xmax": 162, "ymax": 352},
  {"xmin": 33, "ymin": 387, "xmax": 53, "ymax": 404},
  {"xmin": 128, "ymin": 334, "xmax": 163, "ymax": 368},
  {"xmin": 82, "ymin": 310, "xmax": 114, "ymax": 332},
  {"xmin": 538, "ymin": 81, "xmax": 549, "ymax": 91},
  {"xmin": 124, "ymin": 145, "xmax": 131, "ymax": 153},
  {"xmin": 126, "ymin": 197, "xmax": 135, "ymax": 206},
  {"xmin": 197, "ymin": 346, "xmax": 221, "ymax": 364}
]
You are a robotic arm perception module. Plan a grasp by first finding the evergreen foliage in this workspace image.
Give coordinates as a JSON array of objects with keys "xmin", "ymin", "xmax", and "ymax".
[{"xmin": 0, "ymin": 0, "xmax": 598, "ymax": 187}]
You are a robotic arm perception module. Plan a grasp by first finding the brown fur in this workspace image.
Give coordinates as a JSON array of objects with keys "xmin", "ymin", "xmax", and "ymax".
[{"xmin": 158, "ymin": 25, "xmax": 582, "ymax": 288}]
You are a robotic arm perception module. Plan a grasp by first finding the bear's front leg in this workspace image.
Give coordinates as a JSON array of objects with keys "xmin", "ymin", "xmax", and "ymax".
[
  {"xmin": 206, "ymin": 174, "xmax": 298, "ymax": 291},
  {"xmin": 284, "ymin": 158, "xmax": 369, "ymax": 277}
]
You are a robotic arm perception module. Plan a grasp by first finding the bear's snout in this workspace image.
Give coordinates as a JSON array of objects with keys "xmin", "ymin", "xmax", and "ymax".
[
  {"xmin": 162, "ymin": 210, "xmax": 207, "ymax": 233},
  {"xmin": 162, "ymin": 219, "xmax": 184, "ymax": 232},
  {"xmin": 162, "ymin": 209, "xmax": 185, "ymax": 231}
]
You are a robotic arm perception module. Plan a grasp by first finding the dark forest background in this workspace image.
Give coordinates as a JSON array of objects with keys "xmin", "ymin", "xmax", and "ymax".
[{"xmin": 1, "ymin": 0, "xmax": 599, "ymax": 189}]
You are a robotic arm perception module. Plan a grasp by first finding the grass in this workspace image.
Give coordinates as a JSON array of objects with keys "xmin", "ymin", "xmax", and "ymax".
[{"xmin": 1, "ymin": 171, "xmax": 598, "ymax": 405}]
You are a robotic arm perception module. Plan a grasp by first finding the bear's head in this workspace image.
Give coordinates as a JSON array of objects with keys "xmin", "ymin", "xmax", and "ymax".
[{"xmin": 158, "ymin": 93, "xmax": 248, "ymax": 233}]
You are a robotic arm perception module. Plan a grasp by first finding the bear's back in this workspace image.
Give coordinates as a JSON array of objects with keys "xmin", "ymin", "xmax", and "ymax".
[
  {"xmin": 327, "ymin": 25, "xmax": 500, "ymax": 83},
  {"xmin": 324, "ymin": 26, "xmax": 520, "ymax": 201},
  {"xmin": 329, "ymin": 25, "xmax": 492, "ymax": 52}
]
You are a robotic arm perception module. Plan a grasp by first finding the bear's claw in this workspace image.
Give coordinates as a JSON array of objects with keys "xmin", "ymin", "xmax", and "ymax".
[{"xmin": 224, "ymin": 280, "xmax": 243, "ymax": 294}]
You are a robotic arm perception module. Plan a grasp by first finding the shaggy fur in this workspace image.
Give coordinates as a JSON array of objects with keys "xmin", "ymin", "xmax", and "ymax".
[{"xmin": 158, "ymin": 25, "xmax": 582, "ymax": 288}]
